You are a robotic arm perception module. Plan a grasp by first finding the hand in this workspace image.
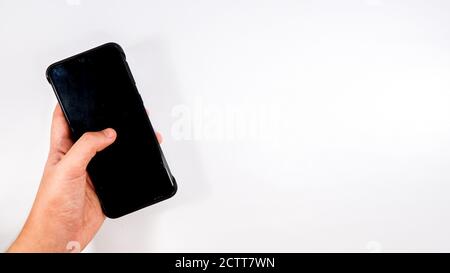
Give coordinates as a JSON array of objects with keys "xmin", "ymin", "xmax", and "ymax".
[{"xmin": 7, "ymin": 105, "xmax": 162, "ymax": 252}]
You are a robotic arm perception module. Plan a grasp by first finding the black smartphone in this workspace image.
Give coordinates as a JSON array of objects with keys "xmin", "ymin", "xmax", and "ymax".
[{"xmin": 46, "ymin": 42, "xmax": 177, "ymax": 218}]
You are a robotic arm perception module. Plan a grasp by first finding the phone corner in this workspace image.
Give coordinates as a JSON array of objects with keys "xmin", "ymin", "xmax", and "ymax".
[
  {"xmin": 169, "ymin": 175, "xmax": 178, "ymax": 197},
  {"xmin": 45, "ymin": 63, "xmax": 56, "ymax": 84},
  {"xmin": 102, "ymin": 209, "xmax": 124, "ymax": 219},
  {"xmin": 104, "ymin": 42, "xmax": 125, "ymax": 58}
]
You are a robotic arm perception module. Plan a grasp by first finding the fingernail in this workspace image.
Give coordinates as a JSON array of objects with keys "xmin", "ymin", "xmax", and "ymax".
[{"xmin": 103, "ymin": 128, "xmax": 116, "ymax": 138}]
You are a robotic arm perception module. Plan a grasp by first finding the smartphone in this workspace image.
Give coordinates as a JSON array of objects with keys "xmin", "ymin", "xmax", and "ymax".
[{"xmin": 46, "ymin": 42, "xmax": 177, "ymax": 218}]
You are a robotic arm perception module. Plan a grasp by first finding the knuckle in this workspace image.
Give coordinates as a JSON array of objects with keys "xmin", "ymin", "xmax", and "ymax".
[{"xmin": 81, "ymin": 132, "xmax": 96, "ymax": 142}]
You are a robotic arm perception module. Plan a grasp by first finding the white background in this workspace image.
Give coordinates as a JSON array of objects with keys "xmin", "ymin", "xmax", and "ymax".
[{"xmin": 1, "ymin": 0, "xmax": 450, "ymax": 252}]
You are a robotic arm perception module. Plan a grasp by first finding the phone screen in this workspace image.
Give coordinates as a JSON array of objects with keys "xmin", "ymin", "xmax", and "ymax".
[{"xmin": 46, "ymin": 43, "xmax": 176, "ymax": 218}]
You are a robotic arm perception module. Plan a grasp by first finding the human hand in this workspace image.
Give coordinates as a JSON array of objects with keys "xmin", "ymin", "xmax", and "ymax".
[{"xmin": 7, "ymin": 105, "xmax": 162, "ymax": 252}]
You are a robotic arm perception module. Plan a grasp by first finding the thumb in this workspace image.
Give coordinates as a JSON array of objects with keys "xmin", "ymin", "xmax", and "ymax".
[{"xmin": 59, "ymin": 128, "xmax": 117, "ymax": 174}]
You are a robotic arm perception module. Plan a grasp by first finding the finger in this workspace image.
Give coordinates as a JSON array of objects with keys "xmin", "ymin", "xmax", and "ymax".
[
  {"xmin": 59, "ymin": 128, "xmax": 117, "ymax": 174},
  {"xmin": 50, "ymin": 105, "xmax": 71, "ymax": 147},
  {"xmin": 48, "ymin": 105, "xmax": 73, "ymax": 165},
  {"xmin": 156, "ymin": 131, "xmax": 163, "ymax": 144}
]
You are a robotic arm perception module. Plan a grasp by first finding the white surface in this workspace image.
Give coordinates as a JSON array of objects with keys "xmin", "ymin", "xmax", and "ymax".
[{"xmin": 1, "ymin": 0, "xmax": 450, "ymax": 252}]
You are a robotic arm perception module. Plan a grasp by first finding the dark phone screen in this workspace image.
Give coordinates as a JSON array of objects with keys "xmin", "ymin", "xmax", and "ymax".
[{"xmin": 47, "ymin": 43, "xmax": 176, "ymax": 218}]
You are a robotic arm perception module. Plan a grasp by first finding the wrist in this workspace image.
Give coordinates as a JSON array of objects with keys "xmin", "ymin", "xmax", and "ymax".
[{"xmin": 7, "ymin": 216, "xmax": 70, "ymax": 253}]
